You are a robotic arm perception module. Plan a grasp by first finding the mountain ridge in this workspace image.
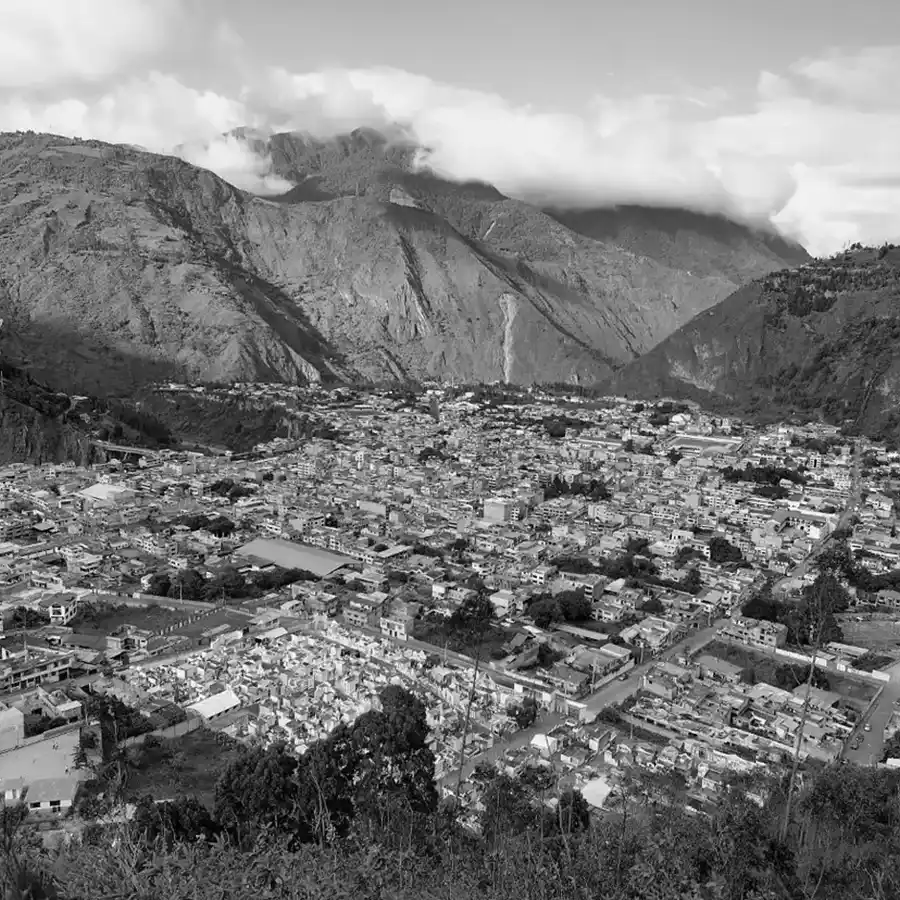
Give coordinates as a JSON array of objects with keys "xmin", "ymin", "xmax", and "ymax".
[
  {"xmin": 0, "ymin": 128, "xmax": 807, "ymax": 396},
  {"xmin": 608, "ymin": 244, "xmax": 900, "ymax": 442}
]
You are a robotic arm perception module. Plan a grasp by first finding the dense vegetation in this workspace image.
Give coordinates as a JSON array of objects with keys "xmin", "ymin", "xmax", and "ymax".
[
  {"xmin": 146, "ymin": 564, "xmax": 319, "ymax": 603},
  {"xmin": 5, "ymin": 684, "xmax": 900, "ymax": 900},
  {"xmin": 741, "ymin": 575, "xmax": 848, "ymax": 646}
]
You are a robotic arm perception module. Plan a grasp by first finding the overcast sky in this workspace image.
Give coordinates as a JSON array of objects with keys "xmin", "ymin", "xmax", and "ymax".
[{"xmin": 2, "ymin": 0, "xmax": 899, "ymax": 253}]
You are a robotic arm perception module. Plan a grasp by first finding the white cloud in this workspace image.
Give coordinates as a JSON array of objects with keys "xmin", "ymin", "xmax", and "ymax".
[
  {"xmin": 179, "ymin": 134, "xmax": 294, "ymax": 195},
  {"xmin": 0, "ymin": 8, "xmax": 898, "ymax": 255},
  {"xmin": 0, "ymin": 0, "xmax": 182, "ymax": 89}
]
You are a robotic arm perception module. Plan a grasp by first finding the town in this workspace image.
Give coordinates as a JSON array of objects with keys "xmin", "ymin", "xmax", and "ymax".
[{"xmin": 2, "ymin": 383, "xmax": 900, "ymax": 833}]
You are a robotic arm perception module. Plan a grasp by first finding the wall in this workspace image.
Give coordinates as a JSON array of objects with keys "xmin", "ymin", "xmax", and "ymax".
[
  {"xmin": 122, "ymin": 591, "xmax": 218, "ymax": 612},
  {"xmin": 717, "ymin": 634, "xmax": 891, "ymax": 685},
  {"xmin": 118, "ymin": 714, "xmax": 202, "ymax": 749}
]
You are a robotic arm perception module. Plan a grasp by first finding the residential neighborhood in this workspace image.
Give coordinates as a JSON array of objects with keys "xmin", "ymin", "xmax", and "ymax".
[{"xmin": 3, "ymin": 384, "xmax": 900, "ymax": 830}]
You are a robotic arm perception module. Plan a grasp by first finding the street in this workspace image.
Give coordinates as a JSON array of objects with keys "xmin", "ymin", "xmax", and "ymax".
[
  {"xmin": 842, "ymin": 659, "xmax": 900, "ymax": 766},
  {"xmin": 439, "ymin": 616, "xmax": 732, "ymax": 787},
  {"xmin": 580, "ymin": 617, "xmax": 731, "ymax": 722}
]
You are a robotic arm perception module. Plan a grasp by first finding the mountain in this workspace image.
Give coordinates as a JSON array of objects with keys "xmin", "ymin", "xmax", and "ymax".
[
  {"xmin": 0, "ymin": 129, "xmax": 807, "ymax": 396},
  {"xmin": 609, "ymin": 244, "xmax": 900, "ymax": 441},
  {"xmin": 548, "ymin": 205, "xmax": 811, "ymax": 283}
]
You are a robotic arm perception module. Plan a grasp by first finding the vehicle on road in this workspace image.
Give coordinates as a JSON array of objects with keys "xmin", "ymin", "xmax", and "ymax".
[
  {"xmin": 864, "ymin": 723, "xmax": 872, "ymax": 732},
  {"xmin": 618, "ymin": 673, "xmax": 629, "ymax": 681}
]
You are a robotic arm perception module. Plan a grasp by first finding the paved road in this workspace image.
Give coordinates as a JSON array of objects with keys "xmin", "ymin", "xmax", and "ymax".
[
  {"xmin": 842, "ymin": 659, "xmax": 900, "ymax": 766},
  {"xmin": 579, "ymin": 617, "xmax": 732, "ymax": 722},
  {"xmin": 439, "ymin": 617, "xmax": 732, "ymax": 786}
]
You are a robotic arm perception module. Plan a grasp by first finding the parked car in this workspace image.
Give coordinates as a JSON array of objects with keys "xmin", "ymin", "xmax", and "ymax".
[{"xmin": 864, "ymin": 723, "xmax": 872, "ymax": 732}]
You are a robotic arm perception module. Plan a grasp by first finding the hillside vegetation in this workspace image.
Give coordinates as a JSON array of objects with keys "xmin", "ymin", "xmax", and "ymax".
[
  {"xmin": 4, "ymin": 686, "xmax": 899, "ymax": 900},
  {"xmin": 611, "ymin": 244, "xmax": 900, "ymax": 443}
]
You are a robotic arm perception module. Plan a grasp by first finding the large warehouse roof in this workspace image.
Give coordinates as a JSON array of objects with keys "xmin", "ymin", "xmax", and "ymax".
[{"xmin": 234, "ymin": 538, "xmax": 353, "ymax": 577}]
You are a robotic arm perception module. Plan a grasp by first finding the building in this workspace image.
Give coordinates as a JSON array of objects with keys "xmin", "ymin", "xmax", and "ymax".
[
  {"xmin": 186, "ymin": 689, "xmax": 241, "ymax": 723},
  {"xmin": 719, "ymin": 616, "xmax": 788, "ymax": 650},
  {"xmin": 234, "ymin": 538, "xmax": 353, "ymax": 578},
  {"xmin": 38, "ymin": 593, "xmax": 81, "ymax": 626},
  {"xmin": 483, "ymin": 498, "xmax": 520, "ymax": 523},
  {"xmin": 0, "ymin": 724, "xmax": 86, "ymax": 818},
  {"xmin": 380, "ymin": 599, "xmax": 421, "ymax": 641},
  {"xmin": 343, "ymin": 594, "xmax": 387, "ymax": 629}
]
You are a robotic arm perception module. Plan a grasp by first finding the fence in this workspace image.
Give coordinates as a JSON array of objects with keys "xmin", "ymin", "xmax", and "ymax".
[
  {"xmin": 118, "ymin": 714, "xmax": 202, "ymax": 749},
  {"xmin": 123, "ymin": 591, "xmax": 218, "ymax": 612},
  {"xmin": 152, "ymin": 606, "xmax": 220, "ymax": 637},
  {"xmin": 717, "ymin": 634, "xmax": 892, "ymax": 686}
]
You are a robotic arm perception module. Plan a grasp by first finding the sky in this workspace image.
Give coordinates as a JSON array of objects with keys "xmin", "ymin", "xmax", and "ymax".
[{"xmin": 1, "ymin": 0, "xmax": 899, "ymax": 254}]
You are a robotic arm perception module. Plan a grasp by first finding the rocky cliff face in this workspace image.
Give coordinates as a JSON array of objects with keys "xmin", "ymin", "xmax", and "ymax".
[
  {"xmin": 0, "ymin": 362, "xmax": 102, "ymax": 465},
  {"xmin": 609, "ymin": 245, "xmax": 900, "ymax": 442},
  {"xmin": 0, "ymin": 130, "xmax": 808, "ymax": 394}
]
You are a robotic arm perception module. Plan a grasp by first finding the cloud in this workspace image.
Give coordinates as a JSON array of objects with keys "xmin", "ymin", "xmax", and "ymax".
[
  {"xmin": 0, "ymin": 0, "xmax": 182, "ymax": 89},
  {"xmin": 179, "ymin": 134, "xmax": 294, "ymax": 195},
  {"xmin": 0, "ymin": 5, "xmax": 898, "ymax": 254}
]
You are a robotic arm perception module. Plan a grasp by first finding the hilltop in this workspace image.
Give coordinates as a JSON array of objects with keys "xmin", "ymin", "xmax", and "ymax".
[
  {"xmin": 0, "ymin": 129, "xmax": 806, "ymax": 395},
  {"xmin": 609, "ymin": 244, "xmax": 900, "ymax": 442}
]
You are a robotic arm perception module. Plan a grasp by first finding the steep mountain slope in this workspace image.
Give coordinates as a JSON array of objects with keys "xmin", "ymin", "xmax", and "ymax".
[
  {"xmin": 610, "ymin": 245, "xmax": 900, "ymax": 441},
  {"xmin": 0, "ymin": 362, "xmax": 100, "ymax": 466},
  {"xmin": 257, "ymin": 129, "xmax": 807, "ymax": 288},
  {"xmin": 548, "ymin": 205, "xmax": 810, "ymax": 282},
  {"xmin": 0, "ymin": 130, "xmax": 806, "ymax": 395}
]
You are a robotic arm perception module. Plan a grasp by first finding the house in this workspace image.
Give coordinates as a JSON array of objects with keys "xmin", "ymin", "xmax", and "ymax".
[
  {"xmin": 718, "ymin": 616, "xmax": 788, "ymax": 650},
  {"xmin": 380, "ymin": 599, "xmax": 421, "ymax": 641},
  {"xmin": 38, "ymin": 593, "xmax": 81, "ymax": 626},
  {"xmin": 694, "ymin": 655, "xmax": 743, "ymax": 684},
  {"xmin": 343, "ymin": 594, "xmax": 387, "ymax": 629}
]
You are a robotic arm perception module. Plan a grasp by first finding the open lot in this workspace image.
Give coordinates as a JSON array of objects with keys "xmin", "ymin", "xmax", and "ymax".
[
  {"xmin": 704, "ymin": 640, "xmax": 879, "ymax": 707},
  {"xmin": 836, "ymin": 613, "xmax": 900, "ymax": 655},
  {"xmin": 123, "ymin": 727, "xmax": 243, "ymax": 808},
  {"xmin": 73, "ymin": 602, "xmax": 182, "ymax": 634}
]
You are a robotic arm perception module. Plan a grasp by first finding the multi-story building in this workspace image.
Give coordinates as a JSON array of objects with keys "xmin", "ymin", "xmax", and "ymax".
[{"xmin": 719, "ymin": 616, "xmax": 788, "ymax": 650}]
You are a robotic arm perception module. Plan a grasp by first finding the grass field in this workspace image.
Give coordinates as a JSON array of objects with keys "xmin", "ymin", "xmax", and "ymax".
[
  {"xmin": 124, "ymin": 727, "xmax": 244, "ymax": 808},
  {"xmin": 704, "ymin": 640, "xmax": 879, "ymax": 707},
  {"xmin": 836, "ymin": 613, "xmax": 900, "ymax": 655},
  {"xmin": 73, "ymin": 603, "xmax": 182, "ymax": 634}
]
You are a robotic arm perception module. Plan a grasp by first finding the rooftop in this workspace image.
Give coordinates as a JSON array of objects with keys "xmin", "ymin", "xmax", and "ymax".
[{"xmin": 234, "ymin": 538, "xmax": 353, "ymax": 577}]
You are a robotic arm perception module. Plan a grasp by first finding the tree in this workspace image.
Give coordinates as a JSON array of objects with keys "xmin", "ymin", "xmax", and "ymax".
[
  {"xmin": 557, "ymin": 589, "xmax": 592, "ymax": 622},
  {"xmin": 8, "ymin": 606, "xmax": 45, "ymax": 630},
  {"xmin": 214, "ymin": 741, "xmax": 304, "ymax": 842},
  {"xmin": 529, "ymin": 597, "xmax": 561, "ymax": 629},
  {"xmin": 0, "ymin": 798, "xmax": 50, "ymax": 900},
  {"xmin": 680, "ymin": 569, "xmax": 702, "ymax": 595},
  {"xmin": 507, "ymin": 695, "xmax": 539, "ymax": 730},
  {"xmin": 709, "ymin": 536, "xmax": 743, "ymax": 564},
  {"xmin": 145, "ymin": 571, "xmax": 171, "ymax": 597},
  {"xmin": 170, "ymin": 568, "xmax": 206, "ymax": 602},
  {"xmin": 450, "ymin": 593, "xmax": 494, "ymax": 632},
  {"xmin": 742, "ymin": 581, "xmax": 780, "ymax": 622},
  {"xmin": 479, "ymin": 771, "xmax": 537, "ymax": 848},
  {"xmin": 641, "ymin": 596, "xmax": 665, "ymax": 615},
  {"xmin": 667, "ymin": 449, "xmax": 683, "ymax": 465},
  {"xmin": 341, "ymin": 685, "xmax": 438, "ymax": 834},
  {"xmin": 548, "ymin": 789, "xmax": 591, "ymax": 836},
  {"xmin": 131, "ymin": 795, "xmax": 219, "ymax": 848}
]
